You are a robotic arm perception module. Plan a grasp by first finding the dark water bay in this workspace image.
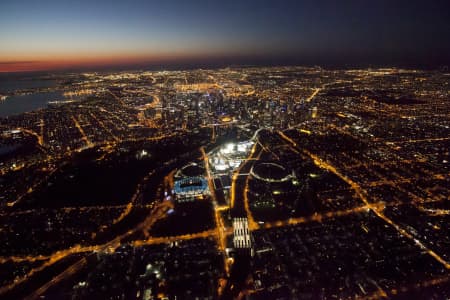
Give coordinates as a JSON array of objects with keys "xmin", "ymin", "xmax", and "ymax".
[
  {"xmin": 0, "ymin": 73, "xmax": 62, "ymax": 117},
  {"xmin": 0, "ymin": 74, "xmax": 57, "ymax": 93},
  {"xmin": 0, "ymin": 91, "xmax": 64, "ymax": 117}
]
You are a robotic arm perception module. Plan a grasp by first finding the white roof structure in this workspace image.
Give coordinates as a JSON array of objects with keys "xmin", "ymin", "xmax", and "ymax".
[{"xmin": 233, "ymin": 217, "xmax": 251, "ymax": 249}]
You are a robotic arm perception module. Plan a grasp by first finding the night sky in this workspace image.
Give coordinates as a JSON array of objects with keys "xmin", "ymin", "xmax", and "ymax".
[{"xmin": 0, "ymin": 0, "xmax": 449, "ymax": 72}]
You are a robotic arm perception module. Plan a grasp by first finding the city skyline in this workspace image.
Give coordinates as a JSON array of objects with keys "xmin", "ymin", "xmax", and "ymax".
[{"xmin": 1, "ymin": 0, "xmax": 450, "ymax": 72}]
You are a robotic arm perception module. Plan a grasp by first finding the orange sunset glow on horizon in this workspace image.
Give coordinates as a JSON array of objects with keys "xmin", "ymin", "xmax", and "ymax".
[
  {"xmin": 0, "ymin": 57, "xmax": 165, "ymax": 73},
  {"xmin": 0, "ymin": 51, "xmax": 236, "ymax": 73},
  {"xmin": 1, "ymin": 0, "xmax": 448, "ymax": 73}
]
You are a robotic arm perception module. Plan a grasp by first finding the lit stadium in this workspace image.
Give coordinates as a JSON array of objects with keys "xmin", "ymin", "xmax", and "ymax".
[
  {"xmin": 173, "ymin": 162, "xmax": 209, "ymax": 202},
  {"xmin": 250, "ymin": 162, "xmax": 293, "ymax": 183},
  {"xmin": 175, "ymin": 162, "xmax": 205, "ymax": 179}
]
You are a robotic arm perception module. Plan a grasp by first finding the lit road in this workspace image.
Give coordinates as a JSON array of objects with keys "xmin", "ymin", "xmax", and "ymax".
[
  {"xmin": 19, "ymin": 127, "xmax": 44, "ymax": 147},
  {"xmin": 131, "ymin": 229, "xmax": 218, "ymax": 248},
  {"xmin": 305, "ymin": 87, "xmax": 321, "ymax": 102},
  {"xmin": 230, "ymin": 142, "xmax": 260, "ymax": 230},
  {"xmin": 200, "ymin": 144, "xmax": 231, "ymax": 296},
  {"xmin": 200, "ymin": 146, "xmax": 227, "ymax": 251},
  {"xmin": 278, "ymin": 130, "xmax": 450, "ymax": 270},
  {"xmin": 107, "ymin": 90, "xmax": 126, "ymax": 106},
  {"xmin": 2, "ymin": 143, "xmax": 220, "ymax": 297},
  {"xmin": 4, "ymin": 131, "xmax": 181, "ymax": 207},
  {"xmin": 301, "ymin": 81, "xmax": 336, "ymax": 104},
  {"xmin": 360, "ymin": 274, "xmax": 450, "ymax": 300},
  {"xmin": 260, "ymin": 203, "xmax": 388, "ymax": 230},
  {"xmin": 2, "ymin": 200, "xmax": 173, "ymax": 299},
  {"xmin": 111, "ymin": 169, "xmax": 156, "ymax": 226},
  {"xmin": 89, "ymin": 112, "xmax": 119, "ymax": 142},
  {"xmin": 23, "ymin": 257, "xmax": 89, "ymax": 300},
  {"xmin": 7, "ymin": 166, "xmax": 59, "ymax": 207},
  {"xmin": 71, "ymin": 115, "xmax": 94, "ymax": 148}
]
